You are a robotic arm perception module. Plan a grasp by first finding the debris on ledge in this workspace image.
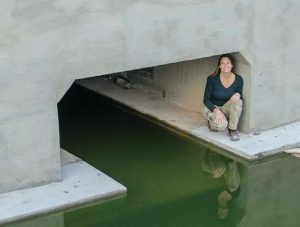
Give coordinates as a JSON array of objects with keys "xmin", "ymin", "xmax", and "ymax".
[{"xmin": 284, "ymin": 148, "xmax": 300, "ymax": 158}]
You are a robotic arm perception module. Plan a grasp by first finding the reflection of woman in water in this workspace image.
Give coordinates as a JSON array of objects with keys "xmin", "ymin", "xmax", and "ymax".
[
  {"xmin": 201, "ymin": 149, "xmax": 241, "ymax": 219},
  {"xmin": 203, "ymin": 54, "xmax": 243, "ymax": 141}
]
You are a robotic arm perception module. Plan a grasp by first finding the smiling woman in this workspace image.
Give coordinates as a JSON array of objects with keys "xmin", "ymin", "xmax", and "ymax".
[{"xmin": 202, "ymin": 54, "xmax": 243, "ymax": 141}]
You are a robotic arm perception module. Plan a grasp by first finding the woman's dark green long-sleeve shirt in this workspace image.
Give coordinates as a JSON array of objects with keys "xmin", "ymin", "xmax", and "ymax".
[{"xmin": 203, "ymin": 74, "xmax": 243, "ymax": 112}]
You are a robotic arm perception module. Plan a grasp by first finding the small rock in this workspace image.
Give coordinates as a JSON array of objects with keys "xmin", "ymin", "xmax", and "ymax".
[{"xmin": 113, "ymin": 76, "xmax": 131, "ymax": 89}]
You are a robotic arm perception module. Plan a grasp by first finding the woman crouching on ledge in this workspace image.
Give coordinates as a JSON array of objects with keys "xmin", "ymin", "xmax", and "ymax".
[{"xmin": 203, "ymin": 54, "xmax": 243, "ymax": 141}]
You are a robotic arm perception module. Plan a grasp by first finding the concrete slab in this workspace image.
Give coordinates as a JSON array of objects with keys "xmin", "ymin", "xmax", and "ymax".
[
  {"xmin": 192, "ymin": 123, "xmax": 300, "ymax": 160},
  {"xmin": 77, "ymin": 76, "xmax": 300, "ymax": 161},
  {"xmin": 0, "ymin": 149, "xmax": 127, "ymax": 225}
]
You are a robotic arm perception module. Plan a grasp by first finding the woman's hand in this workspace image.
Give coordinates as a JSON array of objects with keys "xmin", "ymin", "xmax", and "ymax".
[
  {"xmin": 230, "ymin": 93, "xmax": 241, "ymax": 103},
  {"xmin": 214, "ymin": 108, "xmax": 224, "ymax": 125}
]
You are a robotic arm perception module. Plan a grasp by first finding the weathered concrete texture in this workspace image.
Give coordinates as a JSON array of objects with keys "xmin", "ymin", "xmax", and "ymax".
[
  {"xmin": 192, "ymin": 122, "xmax": 300, "ymax": 160},
  {"xmin": 0, "ymin": 149, "xmax": 126, "ymax": 225},
  {"xmin": 247, "ymin": 1, "xmax": 300, "ymax": 131},
  {"xmin": 0, "ymin": 109, "xmax": 61, "ymax": 194},
  {"xmin": 77, "ymin": 77, "xmax": 300, "ymax": 161}
]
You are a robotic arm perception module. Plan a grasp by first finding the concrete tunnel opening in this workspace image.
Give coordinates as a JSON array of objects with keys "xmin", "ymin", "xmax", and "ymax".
[{"xmin": 57, "ymin": 52, "xmax": 251, "ymax": 158}]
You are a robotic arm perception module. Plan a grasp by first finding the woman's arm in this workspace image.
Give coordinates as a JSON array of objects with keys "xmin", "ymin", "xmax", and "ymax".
[
  {"xmin": 236, "ymin": 76, "xmax": 243, "ymax": 99},
  {"xmin": 203, "ymin": 77, "xmax": 216, "ymax": 112},
  {"xmin": 230, "ymin": 76, "xmax": 243, "ymax": 103}
]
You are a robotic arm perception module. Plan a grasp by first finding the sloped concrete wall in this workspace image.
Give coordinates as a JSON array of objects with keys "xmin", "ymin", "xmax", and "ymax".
[{"xmin": 1, "ymin": 0, "xmax": 300, "ymax": 192}]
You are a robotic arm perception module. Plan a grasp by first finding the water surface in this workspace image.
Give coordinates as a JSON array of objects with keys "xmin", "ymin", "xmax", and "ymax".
[{"xmin": 6, "ymin": 83, "xmax": 300, "ymax": 227}]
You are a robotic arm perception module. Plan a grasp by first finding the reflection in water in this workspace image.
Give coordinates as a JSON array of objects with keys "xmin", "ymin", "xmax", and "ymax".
[
  {"xmin": 218, "ymin": 190, "xmax": 232, "ymax": 219},
  {"xmin": 201, "ymin": 150, "xmax": 241, "ymax": 219},
  {"xmin": 3, "ymin": 213, "xmax": 64, "ymax": 227},
  {"xmin": 201, "ymin": 150, "xmax": 227, "ymax": 178},
  {"xmin": 4, "ymin": 84, "xmax": 300, "ymax": 226},
  {"xmin": 6, "ymin": 154, "xmax": 299, "ymax": 227},
  {"xmin": 224, "ymin": 160, "xmax": 240, "ymax": 193},
  {"xmin": 237, "ymin": 155, "xmax": 300, "ymax": 227}
]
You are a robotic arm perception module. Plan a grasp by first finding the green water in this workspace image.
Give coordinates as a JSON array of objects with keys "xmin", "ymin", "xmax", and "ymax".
[{"xmin": 6, "ymin": 84, "xmax": 300, "ymax": 227}]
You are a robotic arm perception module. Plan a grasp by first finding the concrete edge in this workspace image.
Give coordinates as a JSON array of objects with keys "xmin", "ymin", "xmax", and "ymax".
[
  {"xmin": 75, "ymin": 80, "xmax": 300, "ymax": 162},
  {"xmin": 1, "ymin": 188, "xmax": 126, "ymax": 225},
  {"xmin": 0, "ymin": 152, "xmax": 127, "ymax": 225},
  {"xmin": 189, "ymin": 131, "xmax": 256, "ymax": 160}
]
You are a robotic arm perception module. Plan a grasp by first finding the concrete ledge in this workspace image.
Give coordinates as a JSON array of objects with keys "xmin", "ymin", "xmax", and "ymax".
[
  {"xmin": 76, "ymin": 76, "xmax": 300, "ymax": 161},
  {"xmin": 76, "ymin": 77, "xmax": 206, "ymax": 132},
  {"xmin": 192, "ymin": 123, "xmax": 300, "ymax": 160},
  {"xmin": 0, "ymin": 150, "xmax": 127, "ymax": 225}
]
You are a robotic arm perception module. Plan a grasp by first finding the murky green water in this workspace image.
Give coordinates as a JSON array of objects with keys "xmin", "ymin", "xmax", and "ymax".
[{"xmin": 6, "ymin": 84, "xmax": 300, "ymax": 227}]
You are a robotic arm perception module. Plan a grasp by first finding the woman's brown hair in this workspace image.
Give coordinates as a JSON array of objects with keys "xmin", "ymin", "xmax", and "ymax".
[{"xmin": 210, "ymin": 54, "xmax": 236, "ymax": 76}]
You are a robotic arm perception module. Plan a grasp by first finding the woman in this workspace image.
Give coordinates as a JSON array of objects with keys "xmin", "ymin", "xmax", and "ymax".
[{"xmin": 203, "ymin": 54, "xmax": 243, "ymax": 141}]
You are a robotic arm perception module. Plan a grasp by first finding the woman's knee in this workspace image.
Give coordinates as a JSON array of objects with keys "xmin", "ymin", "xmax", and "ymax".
[
  {"xmin": 238, "ymin": 99, "xmax": 243, "ymax": 107},
  {"xmin": 229, "ymin": 99, "xmax": 243, "ymax": 113},
  {"xmin": 233, "ymin": 99, "xmax": 243, "ymax": 108}
]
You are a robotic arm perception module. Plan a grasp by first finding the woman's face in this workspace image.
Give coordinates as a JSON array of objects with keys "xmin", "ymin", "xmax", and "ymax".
[{"xmin": 219, "ymin": 57, "xmax": 233, "ymax": 73}]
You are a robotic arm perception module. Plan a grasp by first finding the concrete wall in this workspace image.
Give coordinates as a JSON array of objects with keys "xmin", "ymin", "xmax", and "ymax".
[
  {"xmin": 236, "ymin": 156, "xmax": 300, "ymax": 226},
  {"xmin": 232, "ymin": 53, "xmax": 251, "ymax": 133},
  {"xmin": 0, "ymin": 0, "xmax": 299, "ymax": 192},
  {"xmin": 246, "ymin": 1, "xmax": 300, "ymax": 132},
  {"xmin": 128, "ymin": 56, "xmax": 217, "ymax": 113}
]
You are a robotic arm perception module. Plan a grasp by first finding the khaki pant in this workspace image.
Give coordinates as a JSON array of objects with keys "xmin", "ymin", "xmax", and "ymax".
[{"xmin": 203, "ymin": 99, "xmax": 243, "ymax": 131}]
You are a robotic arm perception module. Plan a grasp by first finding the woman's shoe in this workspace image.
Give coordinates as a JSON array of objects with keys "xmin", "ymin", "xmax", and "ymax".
[{"xmin": 228, "ymin": 129, "xmax": 240, "ymax": 141}]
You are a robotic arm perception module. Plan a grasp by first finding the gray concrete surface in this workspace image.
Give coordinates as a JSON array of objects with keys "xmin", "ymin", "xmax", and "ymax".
[
  {"xmin": 1, "ymin": 0, "xmax": 300, "ymax": 193},
  {"xmin": 0, "ymin": 149, "xmax": 126, "ymax": 225},
  {"xmin": 0, "ymin": 110, "xmax": 61, "ymax": 193},
  {"xmin": 246, "ymin": 1, "xmax": 300, "ymax": 132},
  {"xmin": 192, "ymin": 122, "xmax": 300, "ymax": 160},
  {"xmin": 77, "ymin": 77, "xmax": 207, "ymax": 132},
  {"xmin": 77, "ymin": 77, "xmax": 300, "ymax": 161},
  {"xmin": 236, "ymin": 156, "xmax": 300, "ymax": 226}
]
